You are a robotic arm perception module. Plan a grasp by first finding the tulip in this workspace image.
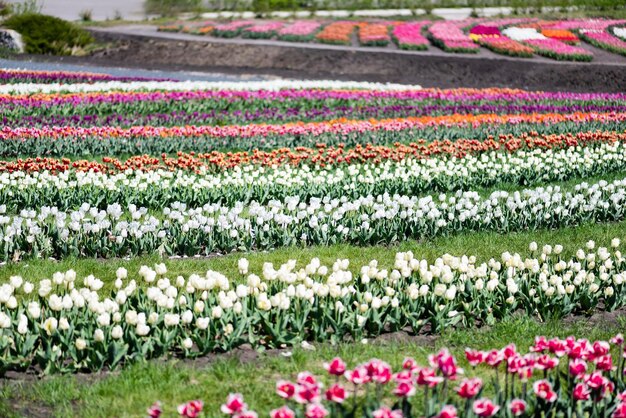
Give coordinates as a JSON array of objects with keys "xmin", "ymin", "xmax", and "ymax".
[{"xmin": 472, "ymin": 398, "xmax": 500, "ymax": 417}]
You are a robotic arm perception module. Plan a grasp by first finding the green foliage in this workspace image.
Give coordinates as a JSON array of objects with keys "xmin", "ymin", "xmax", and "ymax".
[
  {"xmin": 144, "ymin": 0, "xmax": 202, "ymax": 16},
  {"xmin": 2, "ymin": 13, "xmax": 93, "ymax": 55}
]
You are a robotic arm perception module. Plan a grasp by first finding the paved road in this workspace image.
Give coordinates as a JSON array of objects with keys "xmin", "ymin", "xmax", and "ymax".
[
  {"xmin": 6, "ymin": 0, "xmax": 147, "ymax": 21},
  {"xmin": 0, "ymin": 58, "xmax": 276, "ymax": 81}
]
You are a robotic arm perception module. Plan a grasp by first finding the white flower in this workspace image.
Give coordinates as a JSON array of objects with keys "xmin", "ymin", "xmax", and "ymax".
[
  {"xmin": 94, "ymin": 329, "xmax": 105, "ymax": 342},
  {"xmin": 164, "ymin": 313, "xmax": 180, "ymax": 327},
  {"xmin": 116, "ymin": 267, "xmax": 128, "ymax": 280},
  {"xmin": 0, "ymin": 312, "xmax": 11, "ymax": 328},
  {"xmin": 238, "ymin": 258, "xmax": 249, "ymax": 275},
  {"xmin": 75, "ymin": 338, "xmax": 87, "ymax": 350},
  {"xmin": 155, "ymin": 263, "xmax": 167, "ymax": 275},
  {"xmin": 42, "ymin": 317, "xmax": 58, "ymax": 335},
  {"xmin": 183, "ymin": 338, "xmax": 193, "ymax": 349}
]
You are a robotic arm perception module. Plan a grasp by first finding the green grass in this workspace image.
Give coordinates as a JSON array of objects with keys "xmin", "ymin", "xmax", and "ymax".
[
  {"xmin": 1, "ymin": 317, "xmax": 622, "ymax": 418},
  {"xmin": 1, "ymin": 218, "xmax": 626, "ymax": 290}
]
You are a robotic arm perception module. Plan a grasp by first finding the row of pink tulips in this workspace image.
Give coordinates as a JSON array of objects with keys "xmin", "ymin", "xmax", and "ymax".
[
  {"xmin": 391, "ymin": 22, "xmax": 429, "ymax": 50},
  {"xmin": 428, "ymin": 22, "xmax": 480, "ymax": 53},
  {"xmin": 148, "ymin": 334, "xmax": 626, "ymax": 417}
]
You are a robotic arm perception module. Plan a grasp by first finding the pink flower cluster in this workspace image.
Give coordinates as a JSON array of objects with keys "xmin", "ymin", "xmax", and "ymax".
[
  {"xmin": 428, "ymin": 22, "xmax": 480, "ymax": 53},
  {"xmin": 150, "ymin": 333, "xmax": 626, "ymax": 417},
  {"xmin": 277, "ymin": 21, "xmax": 321, "ymax": 41},
  {"xmin": 523, "ymin": 38, "xmax": 593, "ymax": 60},
  {"xmin": 243, "ymin": 21, "xmax": 284, "ymax": 34},
  {"xmin": 580, "ymin": 30, "xmax": 626, "ymax": 55},
  {"xmin": 392, "ymin": 22, "xmax": 429, "ymax": 50}
]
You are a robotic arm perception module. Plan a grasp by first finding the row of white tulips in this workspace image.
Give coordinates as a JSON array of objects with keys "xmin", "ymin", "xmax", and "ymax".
[
  {"xmin": 2, "ymin": 143, "xmax": 626, "ymax": 210},
  {"xmin": 0, "ymin": 175, "xmax": 626, "ymax": 260},
  {"xmin": 0, "ymin": 238, "xmax": 624, "ymax": 373},
  {"xmin": 0, "ymin": 79, "xmax": 421, "ymax": 95},
  {"xmin": 0, "ymin": 176, "xmax": 625, "ymax": 260}
]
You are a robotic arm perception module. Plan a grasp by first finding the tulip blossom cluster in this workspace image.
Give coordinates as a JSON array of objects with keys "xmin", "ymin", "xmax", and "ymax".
[
  {"xmin": 1, "ymin": 138, "xmax": 626, "ymax": 211},
  {"xmin": 469, "ymin": 25, "xmax": 534, "ymax": 57},
  {"xmin": 242, "ymin": 22, "xmax": 285, "ymax": 39},
  {"xmin": 0, "ymin": 69, "xmax": 170, "ymax": 84},
  {"xmin": 358, "ymin": 22, "xmax": 391, "ymax": 47},
  {"xmin": 315, "ymin": 21, "xmax": 357, "ymax": 45},
  {"xmin": 579, "ymin": 29, "xmax": 626, "ymax": 57},
  {"xmin": 2, "ymin": 238, "xmax": 626, "ymax": 373},
  {"xmin": 277, "ymin": 21, "xmax": 322, "ymax": 42},
  {"xmin": 212, "ymin": 20, "xmax": 255, "ymax": 38},
  {"xmin": 150, "ymin": 334, "xmax": 626, "ymax": 417},
  {"xmin": 391, "ymin": 22, "xmax": 429, "ymax": 50},
  {"xmin": 428, "ymin": 21, "xmax": 480, "ymax": 53}
]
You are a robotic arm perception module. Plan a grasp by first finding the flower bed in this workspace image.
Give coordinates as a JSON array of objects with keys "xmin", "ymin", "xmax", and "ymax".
[
  {"xmin": 579, "ymin": 29, "xmax": 626, "ymax": 57},
  {"xmin": 391, "ymin": 22, "xmax": 429, "ymax": 50},
  {"xmin": 502, "ymin": 27, "xmax": 592, "ymax": 61},
  {"xmin": 315, "ymin": 21, "xmax": 357, "ymax": 45},
  {"xmin": 358, "ymin": 22, "xmax": 391, "ymax": 47},
  {"xmin": 242, "ymin": 21, "xmax": 284, "ymax": 39},
  {"xmin": 541, "ymin": 28, "xmax": 579, "ymax": 43},
  {"xmin": 0, "ymin": 69, "xmax": 171, "ymax": 83},
  {"xmin": 166, "ymin": 335, "xmax": 626, "ymax": 418},
  {"xmin": 1, "ymin": 237, "xmax": 626, "ymax": 373},
  {"xmin": 469, "ymin": 25, "xmax": 534, "ymax": 58},
  {"xmin": 212, "ymin": 20, "xmax": 254, "ymax": 38},
  {"xmin": 428, "ymin": 22, "xmax": 480, "ymax": 53},
  {"xmin": 277, "ymin": 20, "xmax": 321, "ymax": 42}
]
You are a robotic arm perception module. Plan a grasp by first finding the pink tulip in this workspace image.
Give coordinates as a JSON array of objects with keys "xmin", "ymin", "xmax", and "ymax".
[
  {"xmin": 456, "ymin": 377, "xmax": 482, "ymax": 399},
  {"xmin": 485, "ymin": 350, "xmax": 504, "ymax": 367},
  {"xmin": 177, "ymin": 400, "xmax": 203, "ymax": 418},
  {"xmin": 547, "ymin": 338, "xmax": 567, "ymax": 357},
  {"xmin": 502, "ymin": 344, "xmax": 517, "ymax": 359},
  {"xmin": 464, "ymin": 349, "xmax": 484, "ymax": 367},
  {"xmin": 147, "ymin": 401, "xmax": 162, "ymax": 418},
  {"xmin": 345, "ymin": 366, "xmax": 370, "ymax": 385},
  {"xmin": 270, "ymin": 406, "xmax": 295, "ymax": 418},
  {"xmin": 234, "ymin": 413, "xmax": 258, "ymax": 418},
  {"xmin": 325, "ymin": 383, "xmax": 348, "ymax": 403},
  {"xmin": 221, "ymin": 393, "xmax": 247, "ymax": 415},
  {"xmin": 305, "ymin": 403, "xmax": 328, "ymax": 418},
  {"xmin": 429, "ymin": 348, "xmax": 461, "ymax": 379},
  {"xmin": 573, "ymin": 383, "xmax": 591, "ymax": 401},
  {"xmin": 372, "ymin": 406, "xmax": 403, "ymax": 418},
  {"xmin": 595, "ymin": 354, "xmax": 615, "ymax": 372},
  {"xmin": 276, "ymin": 380, "xmax": 296, "ymax": 399},
  {"xmin": 509, "ymin": 399, "xmax": 527, "ymax": 416},
  {"xmin": 569, "ymin": 359, "xmax": 588, "ymax": 377},
  {"xmin": 393, "ymin": 381, "xmax": 416, "ymax": 398},
  {"xmin": 533, "ymin": 380, "xmax": 557, "ymax": 402},
  {"xmin": 592, "ymin": 341, "xmax": 611, "ymax": 359},
  {"xmin": 323, "ymin": 358, "xmax": 346, "ymax": 376},
  {"xmin": 536, "ymin": 354, "xmax": 559, "ymax": 371},
  {"xmin": 295, "ymin": 383, "xmax": 321, "ymax": 404},
  {"xmin": 437, "ymin": 405, "xmax": 458, "ymax": 418},
  {"xmin": 614, "ymin": 403, "xmax": 626, "ymax": 418},
  {"xmin": 611, "ymin": 334, "xmax": 624, "ymax": 345},
  {"xmin": 472, "ymin": 398, "xmax": 500, "ymax": 417},
  {"xmin": 366, "ymin": 359, "xmax": 393, "ymax": 384},
  {"xmin": 416, "ymin": 367, "xmax": 444, "ymax": 387},
  {"xmin": 402, "ymin": 357, "xmax": 419, "ymax": 371}
]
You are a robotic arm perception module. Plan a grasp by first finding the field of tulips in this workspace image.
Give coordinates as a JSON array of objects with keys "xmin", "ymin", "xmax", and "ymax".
[
  {"xmin": 155, "ymin": 17, "xmax": 626, "ymax": 62},
  {"xmin": 1, "ymin": 70, "xmax": 626, "ymax": 417}
]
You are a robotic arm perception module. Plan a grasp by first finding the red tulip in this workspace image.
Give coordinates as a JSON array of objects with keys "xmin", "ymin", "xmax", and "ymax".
[
  {"xmin": 569, "ymin": 359, "xmax": 588, "ymax": 378},
  {"xmin": 323, "ymin": 358, "xmax": 346, "ymax": 376},
  {"xmin": 472, "ymin": 398, "xmax": 500, "ymax": 417},
  {"xmin": 614, "ymin": 403, "xmax": 626, "ymax": 418},
  {"xmin": 509, "ymin": 399, "xmax": 527, "ymax": 416},
  {"xmin": 416, "ymin": 367, "xmax": 444, "ymax": 387},
  {"xmin": 536, "ymin": 354, "xmax": 559, "ymax": 371},
  {"xmin": 533, "ymin": 380, "xmax": 557, "ymax": 402},
  {"xmin": 595, "ymin": 355, "xmax": 615, "ymax": 372},
  {"xmin": 393, "ymin": 381, "xmax": 416, "ymax": 398},
  {"xmin": 270, "ymin": 406, "xmax": 296, "ymax": 418},
  {"xmin": 177, "ymin": 400, "xmax": 203, "ymax": 418},
  {"xmin": 325, "ymin": 383, "xmax": 348, "ymax": 403},
  {"xmin": 437, "ymin": 405, "xmax": 458, "ymax": 418},
  {"xmin": 372, "ymin": 406, "xmax": 403, "ymax": 418},
  {"xmin": 464, "ymin": 349, "xmax": 485, "ymax": 367},
  {"xmin": 305, "ymin": 403, "xmax": 328, "ymax": 418},
  {"xmin": 147, "ymin": 401, "xmax": 162, "ymax": 418},
  {"xmin": 345, "ymin": 366, "xmax": 370, "ymax": 385},
  {"xmin": 276, "ymin": 380, "xmax": 296, "ymax": 399},
  {"xmin": 221, "ymin": 393, "xmax": 247, "ymax": 415},
  {"xmin": 456, "ymin": 377, "xmax": 483, "ymax": 399},
  {"xmin": 573, "ymin": 383, "xmax": 591, "ymax": 401},
  {"xmin": 366, "ymin": 359, "xmax": 393, "ymax": 384}
]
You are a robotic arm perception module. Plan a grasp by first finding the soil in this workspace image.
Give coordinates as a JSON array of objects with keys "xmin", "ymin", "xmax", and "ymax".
[{"xmin": 24, "ymin": 25, "xmax": 624, "ymax": 93}]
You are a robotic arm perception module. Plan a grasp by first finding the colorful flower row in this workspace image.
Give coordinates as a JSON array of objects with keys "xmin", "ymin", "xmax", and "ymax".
[
  {"xmin": 212, "ymin": 20, "xmax": 254, "ymax": 38},
  {"xmin": 315, "ymin": 21, "xmax": 357, "ymax": 45},
  {"xmin": 501, "ymin": 27, "xmax": 592, "ymax": 61},
  {"xmin": 541, "ymin": 28, "xmax": 579, "ymax": 43},
  {"xmin": 1, "ymin": 237, "xmax": 626, "ymax": 373},
  {"xmin": 0, "ymin": 175, "xmax": 625, "ymax": 259},
  {"xmin": 391, "ymin": 22, "xmax": 429, "ymax": 50},
  {"xmin": 469, "ymin": 25, "xmax": 533, "ymax": 58},
  {"xmin": 0, "ymin": 79, "xmax": 421, "ymax": 95},
  {"xmin": 276, "ymin": 20, "xmax": 321, "ymax": 42},
  {"xmin": 0, "ymin": 69, "xmax": 171, "ymax": 84},
  {"xmin": 428, "ymin": 22, "xmax": 480, "ymax": 53},
  {"xmin": 242, "ymin": 21, "xmax": 285, "ymax": 39},
  {"xmin": 358, "ymin": 22, "xmax": 391, "ymax": 47},
  {"xmin": 579, "ymin": 29, "xmax": 626, "ymax": 57},
  {"xmin": 1, "ymin": 136, "xmax": 626, "ymax": 211},
  {"xmin": 176, "ymin": 336, "xmax": 626, "ymax": 418}
]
